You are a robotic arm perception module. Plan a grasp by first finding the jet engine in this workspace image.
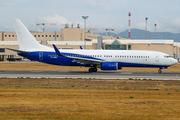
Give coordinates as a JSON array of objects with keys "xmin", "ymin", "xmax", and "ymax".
[{"xmin": 100, "ymin": 62, "xmax": 118, "ymax": 70}]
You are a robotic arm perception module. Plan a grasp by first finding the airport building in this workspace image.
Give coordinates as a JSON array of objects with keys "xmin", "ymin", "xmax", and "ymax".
[{"xmin": 0, "ymin": 27, "xmax": 180, "ymax": 61}]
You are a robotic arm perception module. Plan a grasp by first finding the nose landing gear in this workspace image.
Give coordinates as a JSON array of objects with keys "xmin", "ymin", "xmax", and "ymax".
[
  {"xmin": 158, "ymin": 67, "xmax": 168, "ymax": 73},
  {"xmin": 158, "ymin": 69, "xmax": 162, "ymax": 73}
]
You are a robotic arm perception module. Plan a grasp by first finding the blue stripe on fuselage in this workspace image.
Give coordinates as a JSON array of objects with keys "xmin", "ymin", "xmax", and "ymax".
[{"xmin": 117, "ymin": 62, "xmax": 168, "ymax": 68}]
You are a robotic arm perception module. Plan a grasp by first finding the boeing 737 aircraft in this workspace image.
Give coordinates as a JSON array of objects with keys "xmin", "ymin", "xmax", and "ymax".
[{"xmin": 7, "ymin": 19, "xmax": 178, "ymax": 73}]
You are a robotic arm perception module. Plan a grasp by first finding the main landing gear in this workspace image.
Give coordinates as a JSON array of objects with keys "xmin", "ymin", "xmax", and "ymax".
[{"xmin": 89, "ymin": 67, "xmax": 97, "ymax": 73}]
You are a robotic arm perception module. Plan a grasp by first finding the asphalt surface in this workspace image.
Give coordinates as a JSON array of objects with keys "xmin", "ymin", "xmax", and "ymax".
[{"xmin": 0, "ymin": 70, "xmax": 180, "ymax": 80}]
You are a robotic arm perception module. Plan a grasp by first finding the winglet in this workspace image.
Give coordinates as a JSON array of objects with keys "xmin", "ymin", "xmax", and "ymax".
[
  {"xmin": 80, "ymin": 46, "xmax": 83, "ymax": 49},
  {"xmin": 52, "ymin": 44, "xmax": 63, "ymax": 56}
]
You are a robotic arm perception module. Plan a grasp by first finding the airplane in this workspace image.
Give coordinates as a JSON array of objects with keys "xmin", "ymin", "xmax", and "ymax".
[{"xmin": 7, "ymin": 19, "xmax": 178, "ymax": 73}]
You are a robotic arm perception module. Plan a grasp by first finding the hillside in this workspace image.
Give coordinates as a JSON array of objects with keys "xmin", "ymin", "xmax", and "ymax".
[{"xmin": 97, "ymin": 28, "xmax": 180, "ymax": 42}]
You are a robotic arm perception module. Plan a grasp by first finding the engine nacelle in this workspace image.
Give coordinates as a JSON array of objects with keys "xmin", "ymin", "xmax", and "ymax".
[{"xmin": 101, "ymin": 62, "xmax": 118, "ymax": 70}]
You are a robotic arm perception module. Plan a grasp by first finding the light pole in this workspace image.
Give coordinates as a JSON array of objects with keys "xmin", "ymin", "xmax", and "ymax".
[
  {"xmin": 154, "ymin": 24, "xmax": 157, "ymax": 39},
  {"xmin": 82, "ymin": 16, "xmax": 89, "ymax": 49},
  {"xmin": 145, "ymin": 17, "xmax": 148, "ymax": 39}
]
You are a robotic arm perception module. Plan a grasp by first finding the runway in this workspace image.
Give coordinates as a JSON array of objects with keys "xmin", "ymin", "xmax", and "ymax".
[{"xmin": 0, "ymin": 70, "xmax": 180, "ymax": 80}]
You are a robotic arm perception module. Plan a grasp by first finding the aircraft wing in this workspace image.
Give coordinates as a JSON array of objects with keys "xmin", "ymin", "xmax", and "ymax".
[
  {"xmin": 53, "ymin": 44, "xmax": 103, "ymax": 65},
  {"xmin": 68, "ymin": 56, "xmax": 102, "ymax": 65}
]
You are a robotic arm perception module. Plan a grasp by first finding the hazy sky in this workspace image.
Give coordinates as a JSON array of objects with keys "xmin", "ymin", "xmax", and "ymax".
[{"xmin": 1, "ymin": 0, "xmax": 180, "ymax": 33}]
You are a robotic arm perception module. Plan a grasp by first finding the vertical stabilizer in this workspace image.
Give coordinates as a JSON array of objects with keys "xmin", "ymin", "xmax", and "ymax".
[{"xmin": 14, "ymin": 19, "xmax": 48, "ymax": 51}]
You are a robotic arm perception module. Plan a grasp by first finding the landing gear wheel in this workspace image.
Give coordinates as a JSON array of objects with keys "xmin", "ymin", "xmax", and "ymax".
[
  {"xmin": 89, "ymin": 68, "xmax": 93, "ymax": 73},
  {"xmin": 158, "ymin": 69, "xmax": 162, "ymax": 73},
  {"xmin": 92, "ymin": 67, "xmax": 97, "ymax": 72}
]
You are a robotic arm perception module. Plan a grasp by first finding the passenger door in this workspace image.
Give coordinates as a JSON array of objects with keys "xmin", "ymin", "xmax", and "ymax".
[{"xmin": 155, "ymin": 53, "xmax": 159, "ymax": 62}]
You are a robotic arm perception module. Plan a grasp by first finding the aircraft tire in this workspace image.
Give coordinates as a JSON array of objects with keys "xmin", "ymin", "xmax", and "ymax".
[
  {"xmin": 158, "ymin": 69, "xmax": 162, "ymax": 73},
  {"xmin": 93, "ymin": 67, "xmax": 97, "ymax": 72},
  {"xmin": 89, "ymin": 68, "xmax": 93, "ymax": 73}
]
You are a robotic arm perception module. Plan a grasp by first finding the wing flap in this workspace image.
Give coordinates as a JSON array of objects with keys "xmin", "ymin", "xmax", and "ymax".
[{"xmin": 72, "ymin": 57, "xmax": 102, "ymax": 65}]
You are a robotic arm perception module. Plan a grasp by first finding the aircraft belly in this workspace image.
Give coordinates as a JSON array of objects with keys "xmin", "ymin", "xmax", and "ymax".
[{"xmin": 118, "ymin": 61, "xmax": 168, "ymax": 67}]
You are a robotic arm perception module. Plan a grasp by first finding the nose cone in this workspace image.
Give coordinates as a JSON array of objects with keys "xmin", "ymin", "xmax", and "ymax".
[{"xmin": 172, "ymin": 59, "xmax": 178, "ymax": 65}]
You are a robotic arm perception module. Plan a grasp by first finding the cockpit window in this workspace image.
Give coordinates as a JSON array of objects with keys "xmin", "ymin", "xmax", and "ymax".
[{"xmin": 164, "ymin": 55, "xmax": 171, "ymax": 58}]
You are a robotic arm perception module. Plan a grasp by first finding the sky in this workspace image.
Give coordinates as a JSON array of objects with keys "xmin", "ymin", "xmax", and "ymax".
[{"xmin": 1, "ymin": 0, "xmax": 180, "ymax": 34}]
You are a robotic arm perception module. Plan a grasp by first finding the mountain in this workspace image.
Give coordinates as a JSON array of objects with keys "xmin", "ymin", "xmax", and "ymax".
[
  {"xmin": 96, "ymin": 32, "xmax": 117, "ymax": 37},
  {"xmin": 97, "ymin": 28, "xmax": 180, "ymax": 42}
]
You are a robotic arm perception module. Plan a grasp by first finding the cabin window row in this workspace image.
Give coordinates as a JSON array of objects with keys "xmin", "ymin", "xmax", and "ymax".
[
  {"xmin": 66, "ymin": 55, "xmax": 102, "ymax": 57},
  {"xmin": 115, "ymin": 55, "xmax": 150, "ymax": 58},
  {"xmin": 48, "ymin": 54, "xmax": 150, "ymax": 59},
  {"xmin": 48, "ymin": 54, "xmax": 102, "ymax": 58}
]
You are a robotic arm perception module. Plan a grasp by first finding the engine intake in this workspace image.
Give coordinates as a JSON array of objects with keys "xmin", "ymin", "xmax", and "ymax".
[{"xmin": 101, "ymin": 62, "xmax": 118, "ymax": 70}]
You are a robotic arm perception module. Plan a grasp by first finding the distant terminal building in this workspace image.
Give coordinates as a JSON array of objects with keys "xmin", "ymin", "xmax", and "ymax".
[{"xmin": 0, "ymin": 27, "xmax": 180, "ymax": 61}]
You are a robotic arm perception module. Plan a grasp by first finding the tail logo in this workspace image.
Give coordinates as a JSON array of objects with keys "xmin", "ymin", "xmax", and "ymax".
[{"xmin": 39, "ymin": 52, "xmax": 43, "ymax": 60}]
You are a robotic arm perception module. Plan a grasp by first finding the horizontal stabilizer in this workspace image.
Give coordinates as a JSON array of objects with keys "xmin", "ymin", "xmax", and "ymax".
[{"xmin": 6, "ymin": 48, "xmax": 30, "ymax": 54}]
